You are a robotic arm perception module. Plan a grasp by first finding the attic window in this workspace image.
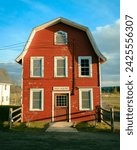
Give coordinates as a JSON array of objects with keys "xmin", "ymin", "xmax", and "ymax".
[{"xmin": 54, "ymin": 31, "xmax": 67, "ymax": 45}]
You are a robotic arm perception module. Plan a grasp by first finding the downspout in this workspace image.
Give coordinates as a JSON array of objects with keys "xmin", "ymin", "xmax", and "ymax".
[{"xmin": 71, "ymin": 39, "xmax": 75, "ymax": 95}]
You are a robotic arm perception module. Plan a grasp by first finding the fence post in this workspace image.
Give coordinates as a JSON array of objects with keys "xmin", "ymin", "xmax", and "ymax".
[
  {"xmin": 97, "ymin": 105, "xmax": 101, "ymax": 122},
  {"xmin": 9, "ymin": 108, "xmax": 13, "ymax": 129},
  {"xmin": 110, "ymin": 108, "xmax": 114, "ymax": 132}
]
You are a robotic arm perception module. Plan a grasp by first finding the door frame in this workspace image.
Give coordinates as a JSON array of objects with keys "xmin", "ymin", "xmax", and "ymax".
[{"xmin": 52, "ymin": 91, "xmax": 71, "ymax": 122}]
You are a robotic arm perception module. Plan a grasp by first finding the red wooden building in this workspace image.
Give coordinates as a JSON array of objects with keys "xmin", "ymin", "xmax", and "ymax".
[{"xmin": 16, "ymin": 17, "xmax": 106, "ymax": 122}]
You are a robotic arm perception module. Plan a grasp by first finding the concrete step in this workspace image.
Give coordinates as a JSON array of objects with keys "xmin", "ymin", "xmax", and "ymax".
[
  {"xmin": 46, "ymin": 122, "xmax": 78, "ymax": 132},
  {"xmin": 46, "ymin": 127, "xmax": 78, "ymax": 132},
  {"xmin": 49, "ymin": 122, "xmax": 73, "ymax": 128}
]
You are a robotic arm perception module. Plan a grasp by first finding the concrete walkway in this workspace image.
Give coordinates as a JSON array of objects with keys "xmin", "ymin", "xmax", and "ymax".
[{"xmin": 46, "ymin": 122, "xmax": 78, "ymax": 132}]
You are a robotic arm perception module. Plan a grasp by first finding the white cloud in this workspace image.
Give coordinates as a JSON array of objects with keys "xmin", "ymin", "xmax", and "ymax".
[
  {"xmin": 93, "ymin": 19, "xmax": 120, "ymax": 87},
  {"xmin": 20, "ymin": 0, "xmax": 58, "ymax": 16}
]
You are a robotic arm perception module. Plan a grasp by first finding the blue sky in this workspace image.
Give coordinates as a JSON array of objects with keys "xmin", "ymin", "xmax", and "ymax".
[{"xmin": 0, "ymin": 0, "xmax": 120, "ymax": 86}]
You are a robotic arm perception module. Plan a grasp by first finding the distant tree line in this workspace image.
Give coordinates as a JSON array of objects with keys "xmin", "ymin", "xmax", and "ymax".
[{"xmin": 101, "ymin": 86, "xmax": 120, "ymax": 93}]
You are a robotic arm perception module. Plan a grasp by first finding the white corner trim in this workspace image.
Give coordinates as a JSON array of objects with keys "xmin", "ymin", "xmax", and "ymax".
[{"xmin": 99, "ymin": 61, "xmax": 102, "ymax": 107}]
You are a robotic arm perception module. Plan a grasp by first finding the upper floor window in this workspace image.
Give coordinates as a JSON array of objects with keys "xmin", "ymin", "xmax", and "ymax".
[
  {"xmin": 54, "ymin": 31, "xmax": 67, "ymax": 45},
  {"xmin": 78, "ymin": 56, "xmax": 92, "ymax": 77},
  {"xmin": 30, "ymin": 57, "xmax": 44, "ymax": 77},
  {"xmin": 54, "ymin": 56, "xmax": 68, "ymax": 77}
]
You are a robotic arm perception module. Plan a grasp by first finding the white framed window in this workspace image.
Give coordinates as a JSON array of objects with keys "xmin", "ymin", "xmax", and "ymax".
[
  {"xmin": 79, "ymin": 88, "xmax": 93, "ymax": 110},
  {"xmin": 54, "ymin": 56, "xmax": 68, "ymax": 77},
  {"xmin": 78, "ymin": 56, "xmax": 92, "ymax": 77},
  {"xmin": 30, "ymin": 88, "xmax": 44, "ymax": 111},
  {"xmin": 54, "ymin": 30, "xmax": 67, "ymax": 45},
  {"xmin": 30, "ymin": 57, "xmax": 44, "ymax": 77}
]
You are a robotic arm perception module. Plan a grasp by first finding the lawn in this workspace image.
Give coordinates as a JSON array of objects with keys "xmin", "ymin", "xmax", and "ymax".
[
  {"xmin": 0, "ymin": 121, "xmax": 120, "ymax": 150},
  {"xmin": 102, "ymin": 93, "xmax": 120, "ymax": 111}
]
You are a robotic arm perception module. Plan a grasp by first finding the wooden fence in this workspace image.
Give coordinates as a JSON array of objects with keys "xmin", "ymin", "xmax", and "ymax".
[
  {"xmin": 96, "ymin": 106, "xmax": 114, "ymax": 132},
  {"xmin": 9, "ymin": 107, "xmax": 22, "ymax": 129}
]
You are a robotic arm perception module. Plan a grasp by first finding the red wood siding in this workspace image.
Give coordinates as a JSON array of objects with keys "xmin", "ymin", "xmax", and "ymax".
[{"xmin": 22, "ymin": 22, "xmax": 100, "ymax": 122}]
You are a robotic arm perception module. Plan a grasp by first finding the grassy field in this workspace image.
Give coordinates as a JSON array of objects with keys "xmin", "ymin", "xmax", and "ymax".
[{"xmin": 102, "ymin": 93, "xmax": 120, "ymax": 111}]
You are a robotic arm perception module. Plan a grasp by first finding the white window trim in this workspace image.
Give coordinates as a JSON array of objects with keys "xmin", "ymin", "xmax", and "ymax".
[
  {"xmin": 54, "ymin": 56, "xmax": 68, "ymax": 77},
  {"xmin": 30, "ymin": 56, "xmax": 44, "ymax": 78},
  {"xmin": 79, "ymin": 88, "xmax": 93, "ymax": 111},
  {"xmin": 78, "ymin": 56, "xmax": 92, "ymax": 77},
  {"xmin": 54, "ymin": 30, "xmax": 68, "ymax": 45},
  {"xmin": 30, "ymin": 88, "xmax": 44, "ymax": 111}
]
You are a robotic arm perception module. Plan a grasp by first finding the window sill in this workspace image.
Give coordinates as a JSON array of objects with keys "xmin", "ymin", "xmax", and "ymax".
[
  {"xmin": 29, "ymin": 109, "xmax": 44, "ymax": 111},
  {"xmin": 78, "ymin": 76, "xmax": 92, "ymax": 78},
  {"xmin": 54, "ymin": 76, "xmax": 68, "ymax": 78},
  {"xmin": 79, "ymin": 109, "xmax": 92, "ymax": 111},
  {"xmin": 30, "ymin": 76, "xmax": 44, "ymax": 78},
  {"xmin": 54, "ymin": 43, "xmax": 68, "ymax": 46}
]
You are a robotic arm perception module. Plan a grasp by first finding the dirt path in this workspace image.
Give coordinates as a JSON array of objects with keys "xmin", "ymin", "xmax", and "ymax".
[{"xmin": 0, "ymin": 130, "xmax": 119, "ymax": 150}]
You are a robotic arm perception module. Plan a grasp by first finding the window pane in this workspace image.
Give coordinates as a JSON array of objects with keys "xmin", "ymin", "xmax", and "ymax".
[
  {"xmin": 33, "ymin": 59, "xmax": 42, "ymax": 76},
  {"xmin": 32, "ymin": 91, "xmax": 42, "ymax": 109},
  {"xmin": 82, "ymin": 91, "xmax": 90, "ymax": 109},
  {"xmin": 81, "ymin": 68, "xmax": 90, "ymax": 75},
  {"xmin": 80, "ymin": 59, "xmax": 90, "ymax": 76},
  {"xmin": 57, "ymin": 59, "xmax": 65, "ymax": 76},
  {"xmin": 55, "ymin": 31, "xmax": 67, "ymax": 44},
  {"xmin": 57, "ymin": 59, "xmax": 65, "ymax": 66},
  {"xmin": 81, "ymin": 59, "xmax": 89, "ymax": 67},
  {"xmin": 57, "ymin": 68, "xmax": 65, "ymax": 76},
  {"xmin": 56, "ymin": 95, "xmax": 67, "ymax": 106}
]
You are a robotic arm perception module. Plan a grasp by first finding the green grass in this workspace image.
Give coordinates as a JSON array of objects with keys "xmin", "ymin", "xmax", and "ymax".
[
  {"xmin": 75, "ymin": 121, "xmax": 120, "ymax": 134},
  {"xmin": 102, "ymin": 93, "xmax": 120, "ymax": 111},
  {"xmin": 0, "ymin": 121, "xmax": 120, "ymax": 150},
  {"xmin": 0, "ymin": 121, "xmax": 49, "ymax": 133}
]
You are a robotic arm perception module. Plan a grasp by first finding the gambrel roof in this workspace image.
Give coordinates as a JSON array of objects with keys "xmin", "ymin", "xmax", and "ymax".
[{"xmin": 16, "ymin": 17, "xmax": 107, "ymax": 64}]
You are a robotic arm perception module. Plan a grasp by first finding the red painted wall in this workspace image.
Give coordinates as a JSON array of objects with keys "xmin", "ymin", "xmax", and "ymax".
[{"xmin": 22, "ymin": 23, "xmax": 100, "ymax": 122}]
